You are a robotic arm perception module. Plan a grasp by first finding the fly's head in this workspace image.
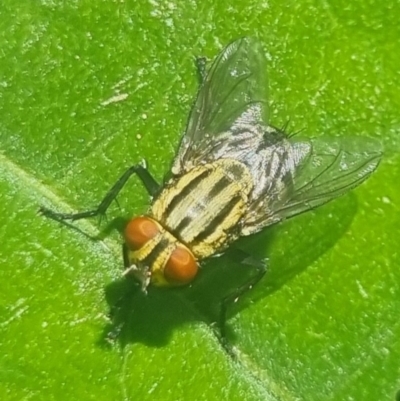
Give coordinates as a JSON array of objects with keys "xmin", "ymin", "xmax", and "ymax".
[{"xmin": 123, "ymin": 216, "xmax": 199, "ymax": 290}]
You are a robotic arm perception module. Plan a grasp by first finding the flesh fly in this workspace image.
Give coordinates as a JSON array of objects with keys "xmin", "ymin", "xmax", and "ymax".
[{"xmin": 41, "ymin": 37, "xmax": 381, "ymax": 293}]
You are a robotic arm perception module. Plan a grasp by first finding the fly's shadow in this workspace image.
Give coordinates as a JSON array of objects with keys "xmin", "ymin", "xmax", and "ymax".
[{"xmin": 97, "ymin": 192, "xmax": 358, "ymax": 352}]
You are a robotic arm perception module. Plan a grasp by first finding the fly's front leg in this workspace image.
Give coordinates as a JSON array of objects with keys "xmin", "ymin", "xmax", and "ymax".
[
  {"xmin": 217, "ymin": 251, "xmax": 268, "ymax": 351},
  {"xmin": 39, "ymin": 162, "xmax": 160, "ymax": 223},
  {"xmin": 104, "ymin": 243, "xmax": 133, "ymax": 344}
]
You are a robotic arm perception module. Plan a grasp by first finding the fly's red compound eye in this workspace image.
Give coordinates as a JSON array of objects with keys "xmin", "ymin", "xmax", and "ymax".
[
  {"xmin": 164, "ymin": 245, "xmax": 198, "ymax": 285},
  {"xmin": 124, "ymin": 216, "xmax": 160, "ymax": 250}
]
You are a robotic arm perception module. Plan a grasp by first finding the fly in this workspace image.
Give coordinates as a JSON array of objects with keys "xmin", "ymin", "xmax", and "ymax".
[{"xmin": 40, "ymin": 37, "xmax": 382, "ymax": 301}]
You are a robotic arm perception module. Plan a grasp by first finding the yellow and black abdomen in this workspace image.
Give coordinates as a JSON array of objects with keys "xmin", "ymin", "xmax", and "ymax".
[{"xmin": 151, "ymin": 159, "xmax": 254, "ymax": 259}]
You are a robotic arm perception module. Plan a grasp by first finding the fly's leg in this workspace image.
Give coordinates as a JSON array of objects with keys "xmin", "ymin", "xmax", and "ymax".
[
  {"xmin": 122, "ymin": 242, "xmax": 130, "ymax": 269},
  {"xmin": 39, "ymin": 162, "xmax": 160, "ymax": 223},
  {"xmin": 105, "ymin": 244, "xmax": 132, "ymax": 343},
  {"xmin": 217, "ymin": 252, "xmax": 267, "ymax": 353},
  {"xmin": 195, "ymin": 56, "xmax": 208, "ymax": 85}
]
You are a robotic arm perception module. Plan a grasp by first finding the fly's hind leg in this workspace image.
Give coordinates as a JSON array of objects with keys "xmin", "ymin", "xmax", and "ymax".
[{"xmin": 39, "ymin": 161, "xmax": 160, "ymax": 223}]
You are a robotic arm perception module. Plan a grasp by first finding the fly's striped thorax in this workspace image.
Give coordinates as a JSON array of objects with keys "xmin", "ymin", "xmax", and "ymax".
[{"xmin": 151, "ymin": 159, "xmax": 254, "ymax": 259}]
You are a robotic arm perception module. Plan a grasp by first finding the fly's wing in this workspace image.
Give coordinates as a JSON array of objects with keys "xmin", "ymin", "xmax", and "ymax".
[
  {"xmin": 242, "ymin": 135, "xmax": 382, "ymax": 235},
  {"xmin": 172, "ymin": 37, "xmax": 269, "ymax": 175}
]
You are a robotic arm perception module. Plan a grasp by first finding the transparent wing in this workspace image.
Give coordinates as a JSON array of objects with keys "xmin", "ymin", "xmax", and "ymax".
[
  {"xmin": 243, "ymin": 136, "xmax": 382, "ymax": 235},
  {"xmin": 172, "ymin": 37, "xmax": 269, "ymax": 175}
]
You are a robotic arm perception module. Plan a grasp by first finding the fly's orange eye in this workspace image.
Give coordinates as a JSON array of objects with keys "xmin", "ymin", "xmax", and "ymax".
[
  {"xmin": 124, "ymin": 217, "xmax": 160, "ymax": 250},
  {"xmin": 164, "ymin": 245, "xmax": 198, "ymax": 285}
]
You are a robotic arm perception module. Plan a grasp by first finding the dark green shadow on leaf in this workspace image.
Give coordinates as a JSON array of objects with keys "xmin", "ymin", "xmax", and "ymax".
[{"xmin": 96, "ymin": 192, "xmax": 357, "ymax": 352}]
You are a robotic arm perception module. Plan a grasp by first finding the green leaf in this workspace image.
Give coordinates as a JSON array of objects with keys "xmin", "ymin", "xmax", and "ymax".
[{"xmin": 1, "ymin": 1, "xmax": 399, "ymax": 400}]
